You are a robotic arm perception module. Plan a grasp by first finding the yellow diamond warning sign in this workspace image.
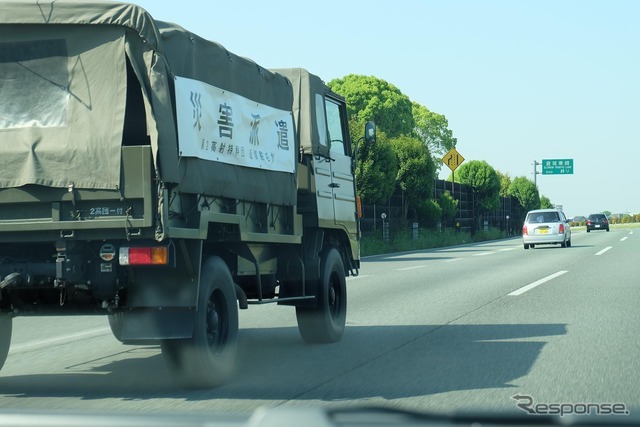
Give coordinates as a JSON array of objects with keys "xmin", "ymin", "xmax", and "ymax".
[{"xmin": 442, "ymin": 148, "xmax": 465, "ymax": 172}]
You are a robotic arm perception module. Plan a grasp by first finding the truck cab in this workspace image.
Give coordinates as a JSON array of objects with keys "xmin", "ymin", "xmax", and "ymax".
[{"xmin": 273, "ymin": 68, "xmax": 361, "ymax": 273}]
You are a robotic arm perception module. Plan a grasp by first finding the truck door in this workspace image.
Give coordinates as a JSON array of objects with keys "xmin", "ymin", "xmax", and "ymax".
[{"xmin": 324, "ymin": 96, "xmax": 357, "ymax": 227}]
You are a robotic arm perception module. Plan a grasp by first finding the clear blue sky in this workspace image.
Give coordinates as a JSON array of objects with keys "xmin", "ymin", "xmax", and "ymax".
[{"xmin": 132, "ymin": 0, "xmax": 640, "ymax": 218}]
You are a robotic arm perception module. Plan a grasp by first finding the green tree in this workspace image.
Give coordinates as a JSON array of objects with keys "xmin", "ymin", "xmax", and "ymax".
[
  {"xmin": 540, "ymin": 195, "xmax": 553, "ymax": 209},
  {"xmin": 389, "ymin": 135, "xmax": 436, "ymax": 221},
  {"xmin": 508, "ymin": 176, "xmax": 541, "ymax": 215},
  {"xmin": 412, "ymin": 102, "xmax": 457, "ymax": 165},
  {"xmin": 417, "ymin": 199, "xmax": 442, "ymax": 228},
  {"xmin": 497, "ymin": 171, "xmax": 512, "ymax": 197},
  {"xmin": 328, "ymin": 75, "xmax": 414, "ymax": 138},
  {"xmin": 355, "ymin": 129, "xmax": 397, "ymax": 204},
  {"xmin": 438, "ymin": 190, "xmax": 459, "ymax": 226},
  {"xmin": 456, "ymin": 160, "xmax": 501, "ymax": 212},
  {"xmin": 456, "ymin": 161, "xmax": 501, "ymax": 232}
]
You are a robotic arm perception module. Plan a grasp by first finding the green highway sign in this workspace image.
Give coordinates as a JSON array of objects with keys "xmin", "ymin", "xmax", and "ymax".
[{"xmin": 542, "ymin": 159, "xmax": 573, "ymax": 175}]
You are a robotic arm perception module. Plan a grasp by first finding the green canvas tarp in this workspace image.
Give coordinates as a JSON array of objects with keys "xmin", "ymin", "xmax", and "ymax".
[
  {"xmin": 0, "ymin": 1, "xmax": 297, "ymax": 205},
  {"xmin": 271, "ymin": 68, "xmax": 332, "ymax": 159}
]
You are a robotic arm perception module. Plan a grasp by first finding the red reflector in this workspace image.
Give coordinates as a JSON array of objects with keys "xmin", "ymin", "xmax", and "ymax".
[
  {"xmin": 129, "ymin": 247, "xmax": 151, "ymax": 264},
  {"xmin": 120, "ymin": 246, "xmax": 168, "ymax": 266}
]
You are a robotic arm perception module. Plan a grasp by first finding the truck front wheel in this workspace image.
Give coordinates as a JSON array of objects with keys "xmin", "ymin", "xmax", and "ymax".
[
  {"xmin": 0, "ymin": 314, "xmax": 11, "ymax": 371},
  {"xmin": 161, "ymin": 256, "xmax": 239, "ymax": 389},
  {"xmin": 296, "ymin": 248, "xmax": 347, "ymax": 344}
]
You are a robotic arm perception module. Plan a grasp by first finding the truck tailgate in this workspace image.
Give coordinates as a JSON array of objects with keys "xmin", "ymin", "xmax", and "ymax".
[{"xmin": 0, "ymin": 146, "xmax": 153, "ymax": 239}]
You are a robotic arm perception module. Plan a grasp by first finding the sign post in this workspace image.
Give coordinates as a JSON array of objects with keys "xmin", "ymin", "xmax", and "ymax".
[{"xmin": 442, "ymin": 148, "xmax": 465, "ymax": 195}]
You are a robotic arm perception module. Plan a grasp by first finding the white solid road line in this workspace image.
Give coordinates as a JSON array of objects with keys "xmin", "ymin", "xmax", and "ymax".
[
  {"xmin": 9, "ymin": 327, "xmax": 111, "ymax": 355},
  {"xmin": 347, "ymin": 274, "xmax": 370, "ymax": 280},
  {"xmin": 508, "ymin": 270, "xmax": 568, "ymax": 296},
  {"xmin": 397, "ymin": 265, "xmax": 427, "ymax": 271},
  {"xmin": 472, "ymin": 252, "xmax": 493, "ymax": 257},
  {"xmin": 595, "ymin": 246, "xmax": 612, "ymax": 256}
]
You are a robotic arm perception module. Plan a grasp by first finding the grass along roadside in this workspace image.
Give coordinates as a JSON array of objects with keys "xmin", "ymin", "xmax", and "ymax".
[{"xmin": 360, "ymin": 227, "xmax": 507, "ymax": 256}]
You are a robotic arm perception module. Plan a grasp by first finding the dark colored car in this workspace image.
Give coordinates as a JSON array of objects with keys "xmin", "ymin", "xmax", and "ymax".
[{"xmin": 586, "ymin": 213, "xmax": 610, "ymax": 232}]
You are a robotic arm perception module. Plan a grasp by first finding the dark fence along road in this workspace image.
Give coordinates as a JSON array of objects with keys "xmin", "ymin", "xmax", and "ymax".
[{"xmin": 361, "ymin": 179, "xmax": 525, "ymax": 235}]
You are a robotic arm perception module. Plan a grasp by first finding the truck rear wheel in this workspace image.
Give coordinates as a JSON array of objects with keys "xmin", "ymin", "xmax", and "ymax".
[
  {"xmin": 107, "ymin": 313, "xmax": 125, "ymax": 342},
  {"xmin": 0, "ymin": 314, "xmax": 12, "ymax": 371},
  {"xmin": 161, "ymin": 256, "xmax": 239, "ymax": 389},
  {"xmin": 296, "ymin": 248, "xmax": 346, "ymax": 344}
]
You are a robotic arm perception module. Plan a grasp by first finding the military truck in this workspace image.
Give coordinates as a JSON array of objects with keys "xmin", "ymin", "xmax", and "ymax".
[{"xmin": 0, "ymin": 1, "xmax": 373, "ymax": 388}]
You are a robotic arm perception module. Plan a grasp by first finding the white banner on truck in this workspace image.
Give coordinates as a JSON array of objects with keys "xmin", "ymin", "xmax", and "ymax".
[{"xmin": 175, "ymin": 76, "xmax": 295, "ymax": 174}]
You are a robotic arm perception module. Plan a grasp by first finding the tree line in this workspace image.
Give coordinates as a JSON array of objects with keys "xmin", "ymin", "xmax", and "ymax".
[{"xmin": 328, "ymin": 75, "xmax": 552, "ymax": 228}]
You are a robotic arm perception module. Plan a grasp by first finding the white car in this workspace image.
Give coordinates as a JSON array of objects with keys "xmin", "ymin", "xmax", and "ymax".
[{"xmin": 522, "ymin": 208, "xmax": 572, "ymax": 249}]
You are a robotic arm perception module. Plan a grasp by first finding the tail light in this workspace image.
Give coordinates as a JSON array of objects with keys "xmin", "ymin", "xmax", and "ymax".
[
  {"xmin": 587, "ymin": 220, "xmax": 591, "ymax": 225},
  {"xmin": 119, "ymin": 246, "xmax": 168, "ymax": 265},
  {"xmin": 522, "ymin": 225, "xmax": 528, "ymax": 235},
  {"xmin": 559, "ymin": 224, "xmax": 565, "ymax": 234}
]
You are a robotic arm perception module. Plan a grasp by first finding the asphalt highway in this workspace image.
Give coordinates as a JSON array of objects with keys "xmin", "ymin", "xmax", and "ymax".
[{"xmin": 0, "ymin": 227, "xmax": 637, "ymax": 419}]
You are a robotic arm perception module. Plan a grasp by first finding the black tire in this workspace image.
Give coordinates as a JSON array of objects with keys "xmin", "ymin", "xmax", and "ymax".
[
  {"xmin": 161, "ymin": 256, "xmax": 239, "ymax": 389},
  {"xmin": 530, "ymin": 244, "xmax": 535, "ymax": 249},
  {"xmin": 107, "ymin": 312, "xmax": 124, "ymax": 342},
  {"xmin": 567, "ymin": 238, "xmax": 572, "ymax": 248},
  {"xmin": 561, "ymin": 240, "xmax": 567, "ymax": 248},
  {"xmin": 523, "ymin": 244, "xmax": 529, "ymax": 250},
  {"xmin": 606, "ymin": 228, "xmax": 610, "ymax": 232},
  {"xmin": 0, "ymin": 314, "xmax": 11, "ymax": 371},
  {"xmin": 296, "ymin": 248, "xmax": 346, "ymax": 344},
  {"xmin": 587, "ymin": 228, "xmax": 590, "ymax": 233}
]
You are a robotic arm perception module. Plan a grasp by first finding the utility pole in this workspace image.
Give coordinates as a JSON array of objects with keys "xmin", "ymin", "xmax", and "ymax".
[{"xmin": 533, "ymin": 160, "xmax": 540, "ymax": 187}]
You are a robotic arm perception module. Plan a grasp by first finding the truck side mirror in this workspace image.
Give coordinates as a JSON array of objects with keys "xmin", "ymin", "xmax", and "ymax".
[
  {"xmin": 352, "ymin": 121, "xmax": 375, "ymax": 172},
  {"xmin": 364, "ymin": 121, "xmax": 376, "ymax": 145}
]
